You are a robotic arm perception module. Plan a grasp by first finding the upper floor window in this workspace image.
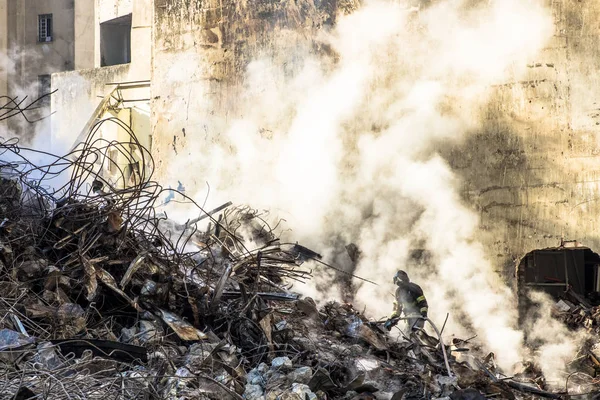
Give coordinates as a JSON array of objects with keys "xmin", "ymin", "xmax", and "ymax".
[
  {"xmin": 100, "ymin": 14, "xmax": 131, "ymax": 66},
  {"xmin": 38, "ymin": 14, "xmax": 53, "ymax": 42}
]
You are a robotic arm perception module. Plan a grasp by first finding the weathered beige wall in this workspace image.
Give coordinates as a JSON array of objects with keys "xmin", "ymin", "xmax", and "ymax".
[
  {"xmin": 150, "ymin": 0, "xmax": 600, "ymax": 279},
  {"xmin": 151, "ymin": 0, "xmax": 337, "ymax": 174},
  {"xmin": 130, "ymin": 0, "xmax": 151, "ymax": 79},
  {"xmin": 75, "ymin": 0, "xmax": 95, "ymax": 69},
  {"xmin": 439, "ymin": 0, "xmax": 600, "ymax": 278},
  {"xmin": 97, "ymin": 0, "xmax": 132, "ymax": 22}
]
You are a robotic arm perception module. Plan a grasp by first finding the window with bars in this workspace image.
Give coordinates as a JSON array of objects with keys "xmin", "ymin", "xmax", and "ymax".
[{"xmin": 38, "ymin": 14, "xmax": 53, "ymax": 42}]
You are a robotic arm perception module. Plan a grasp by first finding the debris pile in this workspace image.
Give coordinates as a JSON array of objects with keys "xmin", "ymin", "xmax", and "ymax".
[
  {"xmin": 554, "ymin": 293, "xmax": 600, "ymax": 336},
  {"xmin": 0, "ymin": 122, "xmax": 597, "ymax": 399},
  {"xmin": 553, "ymin": 295, "xmax": 600, "ymax": 382}
]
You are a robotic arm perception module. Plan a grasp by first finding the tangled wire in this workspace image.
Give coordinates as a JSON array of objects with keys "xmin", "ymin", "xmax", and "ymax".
[{"xmin": 0, "ymin": 116, "xmax": 312, "ymax": 354}]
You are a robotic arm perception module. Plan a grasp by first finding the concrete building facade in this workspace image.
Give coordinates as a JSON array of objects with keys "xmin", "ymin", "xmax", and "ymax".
[
  {"xmin": 0, "ymin": 0, "xmax": 78, "ymax": 138},
  {"xmin": 50, "ymin": 0, "xmax": 151, "ymax": 161},
  {"xmin": 4, "ymin": 0, "xmax": 75, "ymax": 93}
]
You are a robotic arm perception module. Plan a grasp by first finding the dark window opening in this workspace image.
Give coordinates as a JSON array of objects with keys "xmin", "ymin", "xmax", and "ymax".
[
  {"xmin": 517, "ymin": 244, "xmax": 600, "ymax": 310},
  {"xmin": 100, "ymin": 14, "xmax": 132, "ymax": 67},
  {"xmin": 38, "ymin": 14, "xmax": 53, "ymax": 42},
  {"xmin": 38, "ymin": 75, "xmax": 51, "ymax": 106}
]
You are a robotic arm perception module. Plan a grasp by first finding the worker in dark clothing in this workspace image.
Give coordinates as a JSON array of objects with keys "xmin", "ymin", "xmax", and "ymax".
[{"xmin": 384, "ymin": 270, "xmax": 429, "ymax": 332}]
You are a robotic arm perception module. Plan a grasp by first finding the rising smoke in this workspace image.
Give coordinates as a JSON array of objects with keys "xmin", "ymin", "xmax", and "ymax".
[
  {"xmin": 165, "ymin": 0, "xmax": 578, "ymax": 380},
  {"xmin": 0, "ymin": 46, "xmax": 57, "ymax": 153}
]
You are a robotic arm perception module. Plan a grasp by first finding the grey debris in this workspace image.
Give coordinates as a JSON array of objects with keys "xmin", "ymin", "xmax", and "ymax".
[
  {"xmin": 121, "ymin": 326, "xmax": 137, "ymax": 343},
  {"xmin": 287, "ymin": 366, "xmax": 313, "ymax": 384},
  {"xmin": 33, "ymin": 342, "xmax": 62, "ymax": 370},
  {"xmin": 247, "ymin": 368, "xmax": 266, "ymax": 386},
  {"xmin": 271, "ymin": 356, "xmax": 293, "ymax": 370},
  {"xmin": 291, "ymin": 383, "xmax": 317, "ymax": 400},
  {"xmin": 244, "ymin": 383, "xmax": 265, "ymax": 400},
  {"xmin": 138, "ymin": 320, "xmax": 163, "ymax": 343},
  {"xmin": 257, "ymin": 362, "xmax": 270, "ymax": 373}
]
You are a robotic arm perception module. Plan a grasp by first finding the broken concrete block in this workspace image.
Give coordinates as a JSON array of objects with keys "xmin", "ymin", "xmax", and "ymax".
[
  {"xmin": 247, "ymin": 367, "xmax": 266, "ymax": 386},
  {"xmin": 265, "ymin": 390, "xmax": 284, "ymax": 400},
  {"xmin": 244, "ymin": 383, "xmax": 265, "ymax": 400},
  {"xmin": 121, "ymin": 326, "xmax": 137, "ymax": 343},
  {"xmin": 278, "ymin": 383, "xmax": 318, "ymax": 400},
  {"xmin": 292, "ymin": 383, "xmax": 317, "ymax": 400},
  {"xmin": 138, "ymin": 320, "xmax": 163, "ymax": 343},
  {"xmin": 288, "ymin": 366, "xmax": 313, "ymax": 384},
  {"xmin": 271, "ymin": 356, "xmax": 293, "ymax": 370},
  {"xmin": 264, "ymin": 370, "xmax": 287, "ymax": 387},
  {"xmin": 257, "ymin": 362, "xmax": 270, "ymax": 373}
]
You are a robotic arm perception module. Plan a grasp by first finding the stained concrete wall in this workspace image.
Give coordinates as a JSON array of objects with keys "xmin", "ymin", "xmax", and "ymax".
[
  {"xmin": 130, "ymin": 0, "xmax": 151, "ymax": 78},
  {"xmin": 151, "ymin": 0, "xmax": 338, "ymax": 173},
  {"xmin": 440, "ymin": 0, "xmax": 600, "ymax": 278},
  {"xmin": 50, "ymin": 64, "xmax": 130, "ymax": 153},
  {"xmin": 75, "ymin": 0, "xmax": 95, "ymax": 70},
  {"xmin": 149, "ymin": 0, "xmax": 600, "ymax": 280}
]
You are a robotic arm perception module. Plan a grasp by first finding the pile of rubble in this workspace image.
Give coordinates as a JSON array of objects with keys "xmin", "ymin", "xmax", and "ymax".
[
  {"xmin": 555, "ymin": 291, "xmax": 600, "ymax": 336},
  {"xmin": 553, "ymin": 292, "xmax": 600, "ymax": 381},
  {"xmin": 0, "ymin": 124, "xmax": 597, "ymax": 399}
]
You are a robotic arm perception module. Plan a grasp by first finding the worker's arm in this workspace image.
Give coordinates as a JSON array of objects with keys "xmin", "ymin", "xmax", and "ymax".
[
  {"xmin": 415, "ymin": 294, "xmax": 428, "ymax": 317},
  {"xmin": 385, "ymin": 300, "xmax": 402, "ymax": 331},
  {"xmin": 390, "ymin": 300, "xmax": 402, "ymax": 318}
]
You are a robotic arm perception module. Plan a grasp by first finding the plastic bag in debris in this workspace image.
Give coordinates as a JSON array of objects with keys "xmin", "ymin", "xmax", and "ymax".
[
  {"xmin": 33, "ymin": 342, "xmax": 62, "ymax": 370},
  {"xmin": 0, "ymin": 328, "xmax": 36, "ymax": 350}
]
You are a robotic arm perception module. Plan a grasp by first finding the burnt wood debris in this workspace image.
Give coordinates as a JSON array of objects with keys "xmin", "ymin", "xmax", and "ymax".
[{"xmin": 0, "ymin": 99, "xmax": 598, "ymax": 399}]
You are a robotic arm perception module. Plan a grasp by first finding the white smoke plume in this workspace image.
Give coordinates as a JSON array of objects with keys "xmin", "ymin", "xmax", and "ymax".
[{"xmin": 161, "ymin": 0, "xmax": 581, "ymax": 380}]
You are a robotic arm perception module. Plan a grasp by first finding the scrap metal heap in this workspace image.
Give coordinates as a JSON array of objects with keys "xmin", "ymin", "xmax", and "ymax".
[{"xmin": 0, "ymin": 120, "xmax": 597, "ymax": 399}]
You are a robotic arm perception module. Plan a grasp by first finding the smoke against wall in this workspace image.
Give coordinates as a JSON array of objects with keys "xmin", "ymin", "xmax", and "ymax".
[{"xmin": 160, "ymin": 0, "xmax": 565, "ymax": 373}]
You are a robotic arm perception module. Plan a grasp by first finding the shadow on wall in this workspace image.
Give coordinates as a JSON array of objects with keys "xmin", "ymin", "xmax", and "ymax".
[{"xmin": 439, "ymin": 90, "xmax": 600, "ymax": 286}]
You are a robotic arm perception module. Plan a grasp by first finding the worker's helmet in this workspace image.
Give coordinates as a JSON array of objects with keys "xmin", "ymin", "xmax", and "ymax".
[{"xmin": 393, "ymin": 270, "xmax": 410, "ymax": 285}]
